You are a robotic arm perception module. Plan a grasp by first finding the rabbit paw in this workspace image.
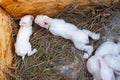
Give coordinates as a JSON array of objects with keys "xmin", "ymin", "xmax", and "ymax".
[
  {"xmin": 83, "ymin": 53, "xmax": 89, "ymax": 59},
  {"xmin": 92, "ymin": 33, "xmax": 100, "ymax": 40}
]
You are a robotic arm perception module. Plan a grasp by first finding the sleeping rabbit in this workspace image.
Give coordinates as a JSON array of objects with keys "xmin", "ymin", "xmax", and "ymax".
[
  {"xmin": 34, "ymin": 15, "xmax": 100, "ymax": 59},
  {"xmin": 87, "ymin": 40, "xmax": 120, "ymax": 80},
  {"xmin": 87, "ymin": 56, "xmax": 115, "ymax": 80},
  {"xmin": 15, "ymin": 15, "xmax": 37, "ymax": 60}
]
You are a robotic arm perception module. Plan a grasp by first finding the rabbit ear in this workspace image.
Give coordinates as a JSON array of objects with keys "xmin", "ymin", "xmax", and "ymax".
[
  {"xmin": 99, "ymin": 58, "xmax": 102, "ymax": 69},
  {"xmin": 99, "ymin": 58, "xmax": 106, "ymax": 69}
]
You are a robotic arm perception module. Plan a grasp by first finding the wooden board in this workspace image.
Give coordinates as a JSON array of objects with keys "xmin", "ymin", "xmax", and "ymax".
[
  {"xmin": 0, "ymin": 7, "xmax": 14, "ymax": 79},
  {"xmin": 0, "ymin": 0, "xmax": 119, "ymax": 18}
]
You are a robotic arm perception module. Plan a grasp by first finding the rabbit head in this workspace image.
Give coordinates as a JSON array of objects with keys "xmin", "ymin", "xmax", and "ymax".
[
  {"xmin": 34, "ymin": 15, "xmax": 51, "ymax": 29},
  {"xmin": 19, "ymin": 15, "xmax": 34, "ymax": 27}
]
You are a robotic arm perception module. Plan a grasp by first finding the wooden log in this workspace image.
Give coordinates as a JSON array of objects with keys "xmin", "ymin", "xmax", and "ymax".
[
  {"xmin": 0, "ymin": 0, "xmax": 119, "ymax": 18},
  {"xmin": 0, "ymin": 7, "xmax": 14, "ymax": 79}
]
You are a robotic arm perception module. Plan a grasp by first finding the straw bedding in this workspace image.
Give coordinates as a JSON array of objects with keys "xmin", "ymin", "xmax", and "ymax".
[{"xmin": 7, "ymin": 3, "xmax": 120, "ymax": 80}]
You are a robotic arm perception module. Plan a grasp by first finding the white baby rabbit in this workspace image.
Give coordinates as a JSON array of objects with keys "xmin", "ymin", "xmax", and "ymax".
[
  {"xmin": 103, "ymin": 54, "xmax": 120, "ymax": 76},
  {"xmin": 87, "ymin": 56, "xmax": 101, "ymax": 80},
  {"xmin": 99, "ymin": 58, "xmax": 115, "ymax": 80},
  {"xmin": 95, "ymin": 41, "xmax": 120, "ymax": 57},
  {"xmin": 15, "ymin": 15, "xmax": 37, "ymax": 60},
  {"xmin": 35, "ymin": 15, "xmax": 100, "ymax": 59}
]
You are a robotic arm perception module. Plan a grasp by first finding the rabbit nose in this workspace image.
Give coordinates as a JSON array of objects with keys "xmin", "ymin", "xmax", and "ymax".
[{"xmin": 20, "ymin": 22, "xmax": 26, "ymax": 26}]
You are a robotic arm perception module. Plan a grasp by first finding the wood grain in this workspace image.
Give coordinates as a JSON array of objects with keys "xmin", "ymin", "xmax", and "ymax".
[
  {"xmin": 0, "ymin": 7, "xmax": 14, "ymax": 79},
  {"xmin": 0, "ymin": 0, "xmax": 119, "ymax": 18}
]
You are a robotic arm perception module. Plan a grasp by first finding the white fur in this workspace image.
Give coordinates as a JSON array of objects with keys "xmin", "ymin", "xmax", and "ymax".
[
  {"xmin": 103, "ymin": 54, "xmax": 120, "ymax": 76},
  {"xmin": 87, "ymin": 56, "xmax": 101, "ymax": 80},
  {"xmin": 95, "ymin": 41, "xmax": 120, "ymax": 57},
  {"xmin": 87, "ymin": 56, "xmax": 115, "ymax": 80},
  {"xmin": 35, "ymin": 15, "xmax": 100, "ymax": 59},
  {"xmin": 15, "ymin": 15, "xmax": 37, "ymax": 60},
  {"xmin": 87, "ymin": 41, "xmax": 120, "ymax": 80},
  {"xmin": 99, "ymin": 58, "xmax": 115, "ymax": 80}
]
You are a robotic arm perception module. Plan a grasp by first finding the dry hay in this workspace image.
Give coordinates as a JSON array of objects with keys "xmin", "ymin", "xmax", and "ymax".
[{"xmin": 6, "ymin": 3, "xmax": 120, "ymax": 80}]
